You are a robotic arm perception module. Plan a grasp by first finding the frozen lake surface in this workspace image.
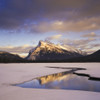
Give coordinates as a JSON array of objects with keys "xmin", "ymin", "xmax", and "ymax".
[
  {"xmin": 16, "ymin": 68, "xmax": 100, "ymax": 92},
  {"xmin": 0, "ymin": 63, "xmax": 100, "ymax": 100}
]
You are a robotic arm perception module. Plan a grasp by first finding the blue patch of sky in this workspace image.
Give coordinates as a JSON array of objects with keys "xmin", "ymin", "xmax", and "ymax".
[
  {"xmin": 0, "ymin": 31, "xmax": 34, "ymax": 46},
  {"xmin": 61, "ymin": 32, "xmax": 82, "ymax": 40},
  {"xmin": 0, "ymin": 30, "xmax": 56, "ymax": 46},
  {"xmin": 0, "ymin": 0, "xmax": 6, "ymax": 11},
  {"xmin": 0, "ymin": 28, "xmax": 100, "ymax": 47}
]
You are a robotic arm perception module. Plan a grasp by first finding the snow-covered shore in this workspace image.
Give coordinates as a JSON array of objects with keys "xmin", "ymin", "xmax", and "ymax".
[{"xmin": 0, "ymin": 63, "xmax": 100, "ymax": 100}]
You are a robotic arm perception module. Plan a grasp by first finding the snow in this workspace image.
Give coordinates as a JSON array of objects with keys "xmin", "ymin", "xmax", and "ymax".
[
  {"xmin": 0, "ymin": 63, "xmax": 100, "ymax": 100},
  {"xmin": 28, "ymin": 41, "xmax": 85, "ymax": 60},
  {"xmin": 28, "ymin": 40, "xmax": 90, "ymax": 61},
  {"xmin": 30, "ymin": 40, "xmax": 83, "ymax": 54}
]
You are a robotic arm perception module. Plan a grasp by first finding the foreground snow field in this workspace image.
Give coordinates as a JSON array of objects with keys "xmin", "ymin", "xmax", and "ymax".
[{"xmin": 0, "ymin": 63, "xmax": 100, "ymax": 100}]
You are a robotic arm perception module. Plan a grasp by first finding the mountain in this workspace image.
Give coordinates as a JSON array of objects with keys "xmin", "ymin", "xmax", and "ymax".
[
  {"xmin": 26, "ymin": 41, "xmax": 84, "ymax": 61},
  {"xmin": 0, "ymin": 42, "xmax": 99, "ymax": 62},
  {"xmin": 66, "ymin": 49, "xmax": 100, "ymax": 62},
  {"xmin": 0, "ymin": 51, "xmax": 25, "ymax": 63}
]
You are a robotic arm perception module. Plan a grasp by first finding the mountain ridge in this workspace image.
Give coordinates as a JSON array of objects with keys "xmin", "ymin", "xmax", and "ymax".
[
  {"xmin": 26, "ymin": 40, "xmax": 84, "ymax": 61},
  {"xmin": 66, "ymin": 49, "xmax": 100, "ymax": 62},
  {"xmin": 0, "ymin": 51, "xmax": 25, "ymax": 63},
  {"xmin": 0, "ymin": 41, "xmax": 100, "ymax": 63}
]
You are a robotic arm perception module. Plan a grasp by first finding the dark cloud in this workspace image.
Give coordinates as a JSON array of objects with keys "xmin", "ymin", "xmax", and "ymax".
[
  {"xmin": 0, "ymin": 0, "xmax": 100, "ymax": 32},
  {"xmin": 0, "ymin": 0, "xmax": 43, "ymax": 29}
]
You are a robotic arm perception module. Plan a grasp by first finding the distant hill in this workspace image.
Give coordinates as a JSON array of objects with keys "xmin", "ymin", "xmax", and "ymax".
[
  {"xmin": 0, "ymin": 51, "xmax": 25, "ymax": 63},
  {"xmin": 66, "ymin": 50, "xmax": 100, "ymax": 62},
  {"xmin": 26, "ymin": 40, "xmax": 84, "ymax": 61}
]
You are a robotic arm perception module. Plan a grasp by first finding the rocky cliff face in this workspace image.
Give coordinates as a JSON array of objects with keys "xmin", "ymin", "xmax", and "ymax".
[{"xmin": 26, "ymin": 41, "xmax": 84, "ymax": 61}]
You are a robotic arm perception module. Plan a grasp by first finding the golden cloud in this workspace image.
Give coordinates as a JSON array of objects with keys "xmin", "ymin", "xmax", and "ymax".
[{"xmin": 31, "ymin": 17, "xmax": 100, "ymax": 33}]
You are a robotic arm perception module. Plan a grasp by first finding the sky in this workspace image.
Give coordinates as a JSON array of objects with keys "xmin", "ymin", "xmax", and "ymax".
[{"xmin": 0, "ymin": 0, "xmax": 100, "ymax": 57}]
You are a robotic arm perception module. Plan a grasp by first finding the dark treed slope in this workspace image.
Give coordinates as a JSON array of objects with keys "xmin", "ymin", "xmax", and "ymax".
[
  {"xmin": 0, "ymin": 51, "xmax": 26, "ymax": 63},
  {"xmin": 66, "ymin": 50, "xmax": 100, "ymax": 62}
]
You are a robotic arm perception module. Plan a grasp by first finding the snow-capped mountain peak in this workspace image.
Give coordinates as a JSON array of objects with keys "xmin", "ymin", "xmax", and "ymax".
[
  {"xmin": 27, "ymin": 40, "xmax": 84, "ymax": 61},
  {"xmin": 38, "ymin": 40, "xmax": 47, "ymax": 47}
]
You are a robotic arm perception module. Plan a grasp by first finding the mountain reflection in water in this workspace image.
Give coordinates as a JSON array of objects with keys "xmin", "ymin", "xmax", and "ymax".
[{"xmin": 16, "ymin": 71, "xmax": 100, "ymax": 92}]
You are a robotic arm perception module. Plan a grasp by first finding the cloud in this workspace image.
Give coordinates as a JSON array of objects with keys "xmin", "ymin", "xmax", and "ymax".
[
  {"xmin": 30, "ymin": 17, "xmax": 100, "ymax": 33},
  {"xmin": 0, "ymin": 0, "xmax": 100, "ymax": 32},
  {"xmin": 0, "ymin": 44, "xmax": 35, "ymax": 56},
  {"xmin": 57, "ymin": 36, "xmax": 98, "ymax": 53},
  {"xmin": 82, "ymin": 32, "xmax": 98, "ymax": 38},
  {"xmin": 44, "ymin": 33, "xmax": 97, "ymax": 53},
  {"xmin": 83, "ymin": 43, "xmax": 100, "ymax": 54},
  {"xmin": 91, "ymin": 44, "xmax": 100, "ymax": 47},
  {"xmin": 44, "ymin": 33, "xmax": 98, "ymax": 53},
  {"xmin": 45, "ymin": 34, "xmax": 62, "ymax": 41},
  {"xmin": 59, "ymin": 38, "xmax": 94, "ymax": 46}
]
